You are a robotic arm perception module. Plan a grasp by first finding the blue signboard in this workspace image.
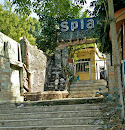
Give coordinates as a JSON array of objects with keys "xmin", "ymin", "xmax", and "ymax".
[
  {"xmin": 57, "ymin": 18, "xmax": 98, "ymax": 41},
  {"xmin": 58, "ymin": 18, "xmax": 97, "ymax": 32}
]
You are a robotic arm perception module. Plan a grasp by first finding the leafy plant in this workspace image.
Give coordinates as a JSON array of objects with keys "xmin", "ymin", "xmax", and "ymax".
[
  {"xmin": 101, "ymin": 88, "xmax": 125, "ymax": 129},
  {"xmin": 63, "ymin": 65, "xmax": 74, "ymax": 80}
]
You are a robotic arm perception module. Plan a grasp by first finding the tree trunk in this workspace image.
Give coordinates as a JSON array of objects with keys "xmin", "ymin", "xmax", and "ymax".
[{"xmin": 108, "ymin": 0, "xmax": 124, "ymax": 120}]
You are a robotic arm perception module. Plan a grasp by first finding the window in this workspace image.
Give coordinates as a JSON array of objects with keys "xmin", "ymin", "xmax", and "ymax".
[{"xmin": 76, "ymin": 58, "xmax": 90, "ymax": 72}]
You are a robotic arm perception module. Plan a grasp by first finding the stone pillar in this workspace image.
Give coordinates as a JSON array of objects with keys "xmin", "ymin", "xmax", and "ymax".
[
  {"xmin": 62, "ymin": 48, "xmax": 68, "ymax": 67},
  {"xmin": 55, "ymin": 49, "xmax": 62, "ymax": 69}
]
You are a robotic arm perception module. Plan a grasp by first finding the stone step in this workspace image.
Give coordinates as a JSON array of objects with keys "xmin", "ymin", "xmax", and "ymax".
[
  {"xmin": 48, "ymin": 85, "xmax": 55, "ymax": 88},
  {"xmin": 51, "ymin": 71, "xmax": 62, "ymax": 75},
  {"xmin": 0, "ymin": 117, "xmax": 105, "ymax": 127},
  {"xmin": 69, "ymin": 89, "xmax": 108, "ymax": 94},
  {"xmin": 68, "ymin": 94, "xmax": 103, "ymax": 98},
  {"xmin": 0, "ymin": 97, "xmax": 106, "ymax": 129},
  {"xmin": 0, "ymin": 125, "xmax": 103, "ymax": 130},
  {"xmin": 0, "ymin": 97, "xmax": 104, "ymax": 108},
  {"xmin": 70, "ymin": 83, "xmax": 107, "ymax": 88},
  {"xmin": 68, "ymin": 94, "xmax": 95, "ymax": 98},
  {"xmin": 0, "ymin": 110, "xmax": 102, "ymax": 120},
  {"xmin": 0, "ymin": 104, "xmax": 102, "ymax": 114},
  {"xmin": 69, "ymin": 86, "xmax": 108, "ymax": 91},
  {"xmin": 68, "ymin": 94, "xmax": 101, "ymax": 98},
  {"xmin": 72, "ymin": 80, "xmax": 107, "ymax": 84},
  {"xmin": 0, "ymin": 103, "xmax": 16, "ymax": 109}
]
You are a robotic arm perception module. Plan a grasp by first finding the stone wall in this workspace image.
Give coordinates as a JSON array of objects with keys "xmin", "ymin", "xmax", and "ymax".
[
  {"xmin": 0, "ymin": 56, "xmax": 11, "ymax": 101},
  {"xmin": 28, "ymin": 44, "xmax": 47, "ymax": 92},
  {"xmin": 55, "ymin": 48, "xmax": 68, "ymax": 70},
  {"xmin": 0, "ymin": 32, "xmax": 49, "ymax": 102},
  {"xmin": 0, "ymin": 32, "xmax": 23, "ymax": 102},
  {"xmin": 19, "ymin": 39, "xmax": 47, "ymax": 93}
]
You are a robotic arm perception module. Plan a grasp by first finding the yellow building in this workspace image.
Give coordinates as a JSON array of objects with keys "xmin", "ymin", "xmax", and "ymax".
[{"xmin": 74, "ymin": 44, "xmax": 106, "ymax": 81}]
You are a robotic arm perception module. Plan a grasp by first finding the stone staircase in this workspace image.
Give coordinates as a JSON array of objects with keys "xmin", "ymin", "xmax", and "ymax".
[
  {"xmin": 0, "ymin": 98, "xmax": 106, "ymax": 130},
  {"xmin": 45, "ymin": 59, "xmax": 65, "ymax": 91},
  {"xmin": 68, "ymin": 80, "xmax": 108, "ymax": 98}
]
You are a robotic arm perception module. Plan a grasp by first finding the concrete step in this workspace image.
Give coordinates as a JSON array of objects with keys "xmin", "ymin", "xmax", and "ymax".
[
  {"xmin": 68, "ymin": 94, "xmax": 103, "ymax": 98},
  {"xmin": 0, "ymin": 97, "xmax": 104, "ymax": 108},
  {"xmin": 69, "ymin": 86, "xmax": 107, "ymax": 91},
  {"xmin": 0, "ymin": 110, "xmax": 102, "ymax": 120},
  {"xmin": 69, "ymin": 89, "xmax": 108, "ymax": 94},
  {"xmin": 0, "ymin": 117, "xmax": 105, "ymax": 127},
  {"xmin": 70, "ymin": 83, "xmax": 107, "ymax": 88},
  {"xmin": 68, "ymin": 94, "xmax": 95, "ymax": 98},
  {"xmin": 72, "ymin": 80, "xmax": 107, "ymax": 85},
  {"xmin": 68, "ymin": 94, "xmax": 98, "ymax": 98},
  {"xmin": 0, "ymin": 103, "xmax": 16, "ymax": 108},
  {"xmin": 0, "ymin": 98, "xmax": 106, "ymax": 129},
  {"xmin": 69, "ymin": 80, "xmax": 107, "ymax": 99},
  {"xmin": 0, "ymin": 104, "xmax": 102, "ymax": 114},
  {"xmin": 0, "ymin": 125, "xmax": 103, "ymax": 130}
]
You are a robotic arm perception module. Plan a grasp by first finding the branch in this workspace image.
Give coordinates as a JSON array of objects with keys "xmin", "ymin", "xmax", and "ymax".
[
  {"xmin": 115, "ymin": 10, "xmax": 125, "ymax": 21},
  {"xmin": 103, "ymin": 0, "xmax": 109, "ymax": 22},
  {"xmin": 102, "ymin": 20, "xmax": 109, "ymax": 23}
]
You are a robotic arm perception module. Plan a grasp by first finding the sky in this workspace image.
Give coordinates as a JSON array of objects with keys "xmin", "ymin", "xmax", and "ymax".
[
  {"xmin": 0, "ymin": 0, "xmax": 4, "ymax": 5},
  {"xmin": 74, "ymin": 0, "xmax": 94, "ymax": 12},
  {"xmin": 0, "ymin": 0, "xmax": 94, "ymax": 19}
]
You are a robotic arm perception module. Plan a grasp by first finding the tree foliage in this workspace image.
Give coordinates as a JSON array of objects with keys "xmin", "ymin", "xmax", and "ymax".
[
  {"xmin": 8, "ymin": 0, "xmax": 91, "ymax": 54},
  {"xmin": 11, "ymin": 0, "xmax": 32, "ymax": 15},
  {"xmin": 0, "ymin": 2, "xmax": 39, "ymax": 45},
  {"xmin": 32, "ymin": 0, "xmax": 82, "ymax": 54},
  {"xmin": 9, "ymin": 0, "xmax": 93, "ymax": 54},
  {"xmin": 33, "ymin": 0, "xmax": 81, "ymax": 20},
  {"xmin": 90, "ymin": 0, "xmax": 125, "ymax": 54}
]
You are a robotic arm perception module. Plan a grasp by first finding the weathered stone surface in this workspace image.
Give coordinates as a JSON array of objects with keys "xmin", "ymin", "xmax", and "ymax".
[
  {"xmin": 0, "ymin": 98, "xmax": 105, "ymax": 129},
  {"xmin": 69, "ymin": 80, "xmax": 108, "ymax": 98},
  {"xmin": 0, "ymin": 32, "xmax": 21, "ymax": 62},
  {"xmin": 0, "ymin": 57, "xmax": 11, "ymax": 101},
  {"xmin": 19, "ymin": 40, "xmax": 47, "ymax": 93},
  {"xmin": 55, "ymin": 49, "xmax": 62, "ymax": 69},
  {"xmin": 28, "ymin": 44, "xmax": 47, "ymax": 92},
  {"xmin": 62, "ymin": 48, "xmax": 68, "ymax": 67},
  {"xmin": 0, "ymin": 32, "xmax": 24, "ymax": 102},
  {"xmin": 24, "ymin": 91, "xmax": 68, "ymax": 101}
]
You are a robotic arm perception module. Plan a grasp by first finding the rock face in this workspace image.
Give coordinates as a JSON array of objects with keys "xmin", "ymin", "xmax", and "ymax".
[
  {"xmin": 0, "ymin": 98, "xmax": 106, "ymax": 130},
  {"xmin": 68, "ymin": 79, "xmax": 108, "ymax": 98}
]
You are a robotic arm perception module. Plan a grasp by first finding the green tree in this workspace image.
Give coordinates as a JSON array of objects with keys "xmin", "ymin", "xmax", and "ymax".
[
  {"xmin": 0, "ymin": 2, "xmax": 38, "ymax": 45},
  {"xmin": 9, "ymin": 0, "xmax": 86, "ymax": 54},
  {"xmin": 33, "ymin": 0, "xmax": 82, "ymax": 54},
  {"xmin": 90, "ymin": 0, "xmax": 125, "ymax": 54}
]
